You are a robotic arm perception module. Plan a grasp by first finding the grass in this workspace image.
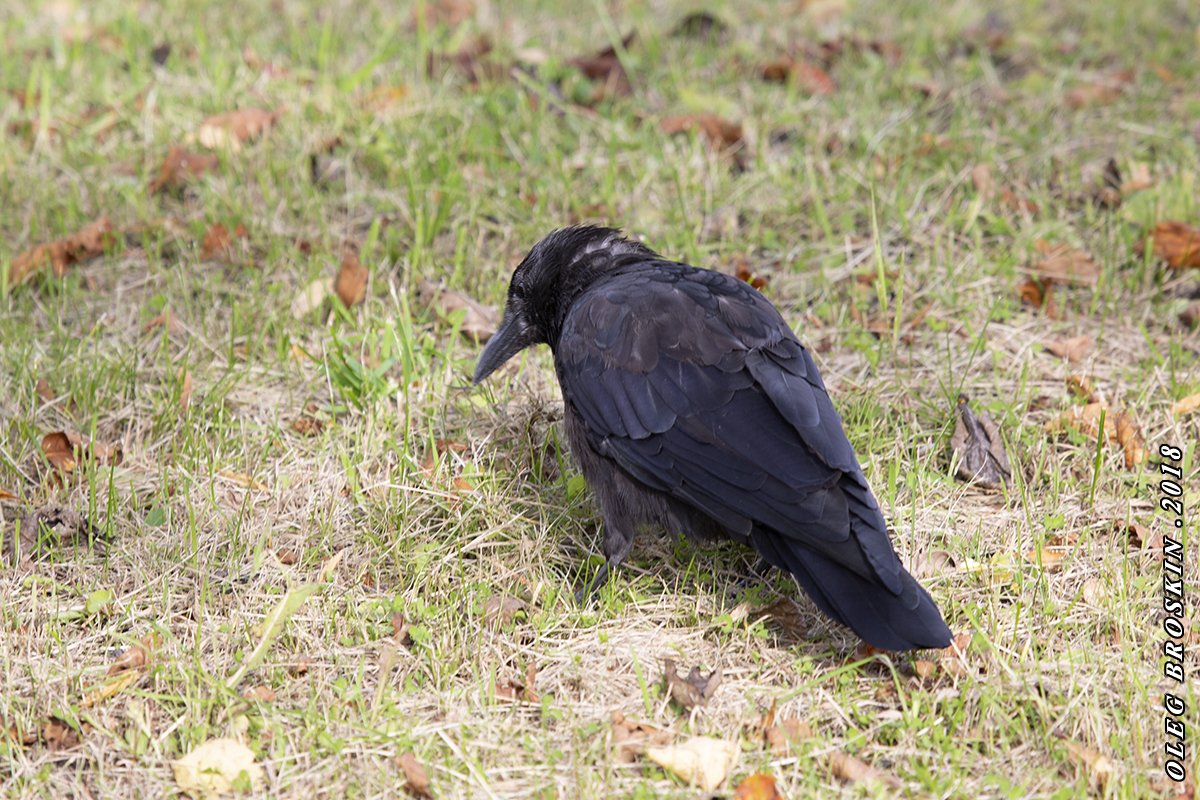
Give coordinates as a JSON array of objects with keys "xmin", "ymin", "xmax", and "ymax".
[{"xmin": 1, "ymin": 0, "xmax": 1198, "ymax": 797}]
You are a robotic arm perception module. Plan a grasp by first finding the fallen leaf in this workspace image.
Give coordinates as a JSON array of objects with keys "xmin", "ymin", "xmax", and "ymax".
[
  {"xmin": 361, "ymin": 85, "xmax": 409, "ymax": 112},
  {"xmin": 1031, "ymin": 240, "xmax": 1098, "ymax": 284},
  {"xmin": 0, "ymin": 488, "xmax": 17, "ymax": 502},
  {"xmin": 7, "ymin": 505, "xmax": 98, "ymax": 561},
  {"xmin": 949, "ymin": 394, "xmax": 1011, "ymax": 488},
  {"xmin": 482, "ymin": 595, "xmax": 528, "ymax": 627},
  {"xmin": 1000, "ymin": 188, "xmax": 1039, "ymax": 215},
  {"xmin": 829, "ymin": 751, "xmax": 901, "ymax": 789},
  {"xmin": 610, "ymin": 711, "xmax": 672, "ymax": 763},
  {"xmin": 107, "ymin": 636, "xmax": 153, "ymax": 675},
  {"xmin": 178, "ymin": 369, "xmax": 194, "ymax": 415},
  {"xmin": 750, "ymin": 596, "xmax": 808, "ymax": 641},
  {"xmin": 645, "ymin": 736, "xmax": 738, "ymax": 792},
  {"xmin": 733, "ymin": 259, "xmax": 769, "ymax": 290},
  {"xmin": 291, "ymin": 277, "xmax": 333, "ymax": 318},
  {"xmin": 1113, "ymin": 519, "xmax": 1162, "ymax": 550},
  {"xmin": 395, "ymin": 752, "xmax": 433, "ymax": 798},
  {"xmin": 1139, "ymin": 221, "xmax": 1200, "ymax": 269},
  {"xmin": 291, "ymin": 416, "xmax": 323, "ymax": 436},
  {"xmin": 334, "ymin": 249, "xmax": 368, "ymax": 307},
  {"xmin": 1062, "ymin": 739, "xmax": 1115, "ymax": 790},
  {"xmin": 172, "ymin": 737, "xmax": 263, "ymax": 796},
  {"xmin": 42, "ymin": 717, "xmax": 81, "ymax": 751},
  {"xmin": 662, "ymin": 658, "xmax": 722, "ymax": 710},
  {"xmin": 661, "ymin": 112, "xmax": 743, "ymax": 150},
  {"xmin": 1066, "ymin": 374, "xmax": 1097, "ymax": 402},
  {"xmin": 42, "ymin": 430, "xmax": 122, "ymax": 473},
  {"xmin": 10, "ymin": 217, "xmax": 117, "ymax": 286},
  {"xmin": 495, "ymin": 663, "xmax": 539, "ymax": 704},
  {"xmin": 217, "ymin": 470, "xmax": 268, "ymax": 491},
  {"xmin": 1023, "ymin": 545, "xmax": 1067, "ymax": 570},
  {"xmin": 1171, "ymin": 393, "xmax": 1200, "ymax": 417},
  {"xmin": 149, "ymin": 146, "xmax": 218, "ymax": 193},
  {"xmin": 412, "ymin": 0, "xmax": 474, "ymax": 27},
  {"xmin": 970, "ymin": 163, "xmax": 995, "ymax": 197},
  {"xmin": 201, "ymin": 223, "xmax": 248, "ymax": 261},
  {"xmin": 143, "ymin": 309, "xmax": 185, "ymax": 336},
  {"xmin": 427, "ymin": 34, "xmax": 503, "ymax": 84},
  {"xmin": 417, "ymin": 280, "xmax": 498, "ymax": 342},
  {"xmin": 734, "ymin": 772, "xmax": 786, "ymax": 800},
  {"xmin": 569, "ymin": 32, "xmax": 635, "ymax": 102},
  {"xmin": 1017, "ymin": 277, "xmax": 1057, "ymax": 317},
  {"xmin": 197, "ymin": 107, "xmax": 280, "ymax": 151},
  {"xmin": 242, "ymin": 685, "xmax": 276, "ymax": 703},
  {"xmin": 758, "ymin": 699, "xmax": 812, "ymax": 755},
  {"xmin": 1120, "ymin": 162, "xmax": 1153, "ymax": 195},
  {"xmin": 759, "ymin": 57, "xmax": 835, "ymax": 94},
  {"xmin": 1065, "ymin": 69, "xmax": 1133, "ymax": 108},
  {"xmin": 81, "ymin": 668, "xmax": 141, "ymax": 708},
  {"xmin": 1045, "ymin": 402, "xmax": 1147, "ymax": 468},
  {"xmin": 1043, "ymin": 335, "xmax": 1093, "ymax": 362}
]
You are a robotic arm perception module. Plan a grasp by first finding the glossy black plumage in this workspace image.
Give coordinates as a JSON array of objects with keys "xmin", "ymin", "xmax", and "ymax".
[{"xmin": 474, "ymin": 226, "xmax": 951, "ymax": 651}]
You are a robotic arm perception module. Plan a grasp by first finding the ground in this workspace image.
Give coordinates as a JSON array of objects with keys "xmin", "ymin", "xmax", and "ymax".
[{"xmin": 1, "ymin": 0, "xmax": 1198, "ymax": 797}]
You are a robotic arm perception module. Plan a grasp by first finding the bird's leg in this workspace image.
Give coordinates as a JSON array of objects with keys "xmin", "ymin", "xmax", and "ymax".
[{"xmin": 575, "ymin": 519, "xmax": 635, "ymax": 604}]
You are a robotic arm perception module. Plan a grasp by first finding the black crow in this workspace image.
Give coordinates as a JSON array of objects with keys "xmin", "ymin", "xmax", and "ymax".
[{"xmin": 473, "ymin": 226, "xmax": 951, "ymax": 651}]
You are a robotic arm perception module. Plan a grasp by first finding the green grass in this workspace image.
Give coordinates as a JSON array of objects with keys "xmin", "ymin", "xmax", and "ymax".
[{"xmin": 1, "ymin": 0, "xmax": 1198, "ymax": 797}]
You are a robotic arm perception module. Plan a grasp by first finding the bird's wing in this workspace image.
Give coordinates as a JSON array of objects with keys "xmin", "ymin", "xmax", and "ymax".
[{"xmin": 555, "ymin": 263, "xmax": 904, "ymax": 594}]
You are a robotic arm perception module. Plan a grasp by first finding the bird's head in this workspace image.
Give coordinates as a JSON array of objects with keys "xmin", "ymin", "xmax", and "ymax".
[{"xmin": 473, "ymin": 226, "xmax": 653, "ymax": 383}]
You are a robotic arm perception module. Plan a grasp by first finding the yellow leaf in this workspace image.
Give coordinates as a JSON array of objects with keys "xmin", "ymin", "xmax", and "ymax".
[
  {"xmin": 172, "ymin": 737, "xmax": 263, "ymax": 796},
  {"xmin": 645, "ymin": 736, "xmax": 737, "ymax": 791}
]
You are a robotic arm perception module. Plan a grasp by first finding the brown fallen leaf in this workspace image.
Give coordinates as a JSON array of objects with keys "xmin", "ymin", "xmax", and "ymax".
[
  {"xmin": 734, "ymin": 772, "xmax": 787, "ymax": 800},
  {"xmin": 611, "ymin": 711, "xmax": 672, "ymax": 763},
  {"xmin": 35, "ymin": 377, "xmax": 56, "ymax": 404},
  {"xmin": 411, "ymin": 0, "xmax": 474, "ymax": 28},
  {"xmin": 197, "ymin": 107, "xmax": 280, "ymax": 151},
  {"xmin": 1065, "ymin": 69, "xmax": 1133, "ymax": 108},
  {"xmin": 10, "ymin": 217, "xmax": 117, "ymax": 286},
  {"xmin": 759, "ymin": 57, "xmax": 835, "ymax": 95},
  {"xmin": 42, "ymin": 431, "xmax": 122, "ymax": 473},
  {"xmin": 395, "ymin": 751, "xmax": 433, "ymax": 798},
  {"xmin": 1066, "ymin": 374, "xmax": 1098, "ymax": 402},
  {"xmin": 1045, "ymin": 402, "xmax": 1146, "ymax": 468},
  {"xmin": 107, "ymin": 635, "xmax": 154, "ymax": 675},
  {"xmin": 829, "ymin": 751, "xmax": 901, "ymax": 789},
  {"xmin": 178, "ymin": 369, "xmax": 194, "ymax": 415},
  {"xmin": 1043, "ymin": 335, "xmax": 1093, "ymax": 362},
  {"xmin": 0, "ymin": 488, "xmax": 17, "ymax": 502},
  {"xmin": 750, "ymin": 596, "xmax": 808, "ymax": 641},
  {"xmin": 334, "ymin": 249, "xmax": 369, "ymax": 307},
  {"xmin": 1017, "ymin": 277, "xmax": 1057, "ymax": 317},
  {"xmin": 662, "ymin": 658, "xmax": 722, "ymax": 710},
  {"xmin": 42, "ymin": 717, "xmax": 81, "ymax": 751},
  {"xmin": 1031, "ymin": 240, "xmax": 1098, "ymax": 284},
  {"xmin": 291, "ymin": 416, "xmax": 324, "ymax": 436},
  {"xmin": 661, "ymin": 112, "xmax": 743, "ymax": 150},
  {"xmin": 417, "ymin": 279, "xmax": 498, "ymax": 342},
  {"xmin": 970, "ymin": 163, "xmax": 995, "ymax": 197},
  {"xmin": 482, "ymin": 595, "xmax": 528, "ymax": 627},
  {"xmin": 495, "ymin": 662, "xmax": 539, "ymax": 704},
  {"xmin": 149, "ymin": 146, "xmax": 218, "ymax": 193},
  {"xmin": 950, "ymin": 394, "xmax": 1011, "ymax": 488},
  {"xmin": 569, "ymin": 31, "xmax": 636, "ymax": 102},
  {"xmin": 427, "ymin": 34, "xmax": 504, "ymax": 84},
  {"xmin": 1113, "ymin": 519, "xmax": 1162, "ymax": 551},
  {"xmin": 1000, "ymin": 188, "xmax": 1039, "ymax": 215},
  {"xmin": 1171, "ymin": 393, "xmax": 1200, "ymax": 417},
  {"xmin": 733, "ymin": 259, "xmax": 769, "ymax": 290},
  {"xmin": 758, "ymin": 699, "xmax": 812, "ymax": 755},
  {"xmin": 645, "ymin": 736, "xmax": 738, "ymax": 792},
  {"xmin": 7, "ymin": 505, "xmax": 98, "ymax": 561},
  {"xmin": 143, "ymin": 309, "xmax": 185, "ymax": 336},
  {"xmin": 200, "ymin": 222, "xmax": 248, "ymax": 261},
  {"xmin": 242, "ymin": 684, "xmax": 276, "ymax": 702},
  {"xmin": 1138, "ymin": 221, "xmax": 1200, "ymax": 269}
]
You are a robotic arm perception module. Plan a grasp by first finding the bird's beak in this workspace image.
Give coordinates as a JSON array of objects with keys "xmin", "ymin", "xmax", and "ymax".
[{"xmin": 473, "ymin": 310, "xmax": 534, "ymax": 383}]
